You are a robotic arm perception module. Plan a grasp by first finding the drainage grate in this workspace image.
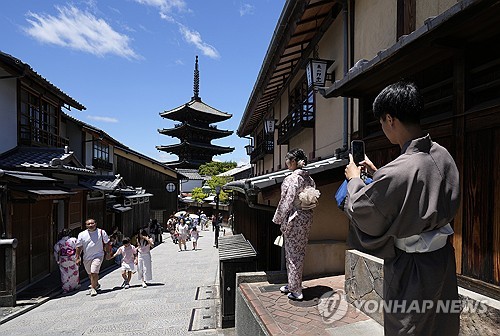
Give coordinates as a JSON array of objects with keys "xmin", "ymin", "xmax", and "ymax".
[
  {"xmin": 196, "ymin": 285, "xmax": 219, "ymax": 300},
  {"xmin": 188, "ymin": 307, "xmax": 217, "ymax": 331}
]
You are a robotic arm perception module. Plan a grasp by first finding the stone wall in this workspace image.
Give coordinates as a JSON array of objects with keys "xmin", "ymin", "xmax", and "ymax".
[
  {"xmin": 344, "ymin": 249, "xmax": 500, "ymax": 334},
  {"xmin": 344, "ymin": 249, "xmax": 384, "ymax": 324}
]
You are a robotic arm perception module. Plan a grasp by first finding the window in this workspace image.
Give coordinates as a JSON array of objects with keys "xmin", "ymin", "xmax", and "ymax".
[
  {"xmin": 19, "ymin": 88, "xmax": 64, "ymax": 147},
  {"xmin": 277, "ymin": 76, "xmax": 315, "ymax": 144},
  {"xmin": 93, "ymin": 141, "xmax": 109, "ymax": 161},
  {"xmin": 397, "ymin": 0, "xmax": 416, "ymax": 39}
]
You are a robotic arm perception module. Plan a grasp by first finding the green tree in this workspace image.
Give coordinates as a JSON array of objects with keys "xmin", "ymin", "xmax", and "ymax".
[
  {"xmin": 198, "ymin": 161, "xmax": 237, "ymax": 176},
  {"xmin": 191, "ymin": 187, "xmax": 207, "ymax": 203},
  {"xmin": 206, "ymin": 175, "xmax": 233, "ymax": 203}
]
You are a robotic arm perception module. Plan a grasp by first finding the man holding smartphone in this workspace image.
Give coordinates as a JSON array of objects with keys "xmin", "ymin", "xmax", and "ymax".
[{"xmin": 344, "ymin": 81, "xmax": 460, "ymax": 335}]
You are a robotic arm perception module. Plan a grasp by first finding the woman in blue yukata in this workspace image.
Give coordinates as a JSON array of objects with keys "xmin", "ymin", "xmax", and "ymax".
[{"xmin": 273, "ymin": 148, "xmax": 319, "ymax": 301}]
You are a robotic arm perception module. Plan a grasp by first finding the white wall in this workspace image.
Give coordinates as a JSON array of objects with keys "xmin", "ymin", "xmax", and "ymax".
[
  {"xmin": 0, "ymin": 76, "xmax": 18, "ymax": 154},
  {"xmin": 180, "ymin": 179, "xmax": 204, "ymax": 193}
]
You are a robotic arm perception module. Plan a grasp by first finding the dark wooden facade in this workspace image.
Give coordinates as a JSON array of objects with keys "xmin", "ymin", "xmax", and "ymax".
[
  {"xmin": 231, "ymin": 193, "xmax": 281, "ymax": 272},
  {"xmin": 114, "ymin": 154, "xmax": 178, "ymax": 222},
  {"xmin": 355, "ymin": 35, "xmax": 500, "ymax": 291}
]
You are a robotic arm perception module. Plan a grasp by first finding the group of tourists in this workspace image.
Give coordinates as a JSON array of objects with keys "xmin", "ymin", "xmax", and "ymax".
[
  {"xmin": 165, "ymin": 211, "xmax": 209, "ymax": 251},
  {"xmin": 54, "ymin": 219, "xmax": 155, "ymax": 296}
]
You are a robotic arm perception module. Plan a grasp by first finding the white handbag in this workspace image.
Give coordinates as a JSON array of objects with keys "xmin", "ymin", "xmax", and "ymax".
[{"xmin": 274, "ymin": 235, "xmax": 283, "ymax": 247}]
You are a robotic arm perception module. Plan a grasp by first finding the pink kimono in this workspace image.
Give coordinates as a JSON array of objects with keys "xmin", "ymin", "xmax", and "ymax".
[
  {"xmin": 273, "ymin": 169, "xmax": 316, "ymax": 294},
  {"xmin": 54, "ymin": 236, "xmax": 80, "ymax": 293}
]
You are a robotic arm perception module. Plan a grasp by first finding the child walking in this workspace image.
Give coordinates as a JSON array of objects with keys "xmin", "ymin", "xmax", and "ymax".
[
  {"xmin": 190, "ymin": 226, "xmax": 199, "ymax": 250},
  {"xmin": 137, "ymin": 229, "xmax": 154, "ymax": 288},
  {"xmin": 108, "ymin": 237, "xmax": 137, "ymax": 289}
]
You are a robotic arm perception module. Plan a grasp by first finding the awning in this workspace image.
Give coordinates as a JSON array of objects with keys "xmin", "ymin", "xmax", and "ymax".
[
  {"xmin": 225, "ymin": 156, "xmax": 347, "ymax": 193},
  {"xmin": 320, "ymin": 0, "xmax": 499, "ymax": 98},
  {"xmin": 9, "ymin": 186, "xmax": 76, "ymax": 198},
  {"xmin": 0, "ymin": 169, "xmax": 57, "ymax": 182}
]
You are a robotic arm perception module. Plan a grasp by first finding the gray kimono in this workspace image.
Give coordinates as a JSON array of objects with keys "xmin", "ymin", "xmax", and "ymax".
[
  {"xmin": 345, "ymin": 134, "xmax": 460, "ymax": 336},
  {"xmin": 273, "ymin": 169, "xmax": 315, "ymax": 294}
]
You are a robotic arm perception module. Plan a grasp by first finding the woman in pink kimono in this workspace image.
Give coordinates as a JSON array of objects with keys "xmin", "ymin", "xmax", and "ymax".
[
  {"xmin": 273, "ymin": 148, "xmax": 318, "ymax": 300},
  {"xmin": 53, "ymin": 229, "xmax": 80, "ymax": 293}
]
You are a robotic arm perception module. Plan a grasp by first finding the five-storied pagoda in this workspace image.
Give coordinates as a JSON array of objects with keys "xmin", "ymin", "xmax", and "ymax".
[{"xmin": 157, "ymin": 56, "xmax": 234, "ymax": 169}]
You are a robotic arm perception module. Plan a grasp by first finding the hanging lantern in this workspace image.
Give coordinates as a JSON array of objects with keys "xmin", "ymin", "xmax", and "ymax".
[
  {"xmin": 245, "ymin": 144, "xmax": 254, "ymax": 155},
  {"xmin": 264, "ymin": 119, "xmax": 276, "ymax": 134},
  {"xmin": 306, "ymin": 58, "xmax": 334, "ymax": 89}
]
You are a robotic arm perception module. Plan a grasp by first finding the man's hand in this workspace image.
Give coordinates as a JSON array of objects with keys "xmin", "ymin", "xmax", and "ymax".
[
  {"xmin": 360, "ymin": 155, "xmax": 378, "ymax": 175},
  {"xmin": 345, "ymin": 153, "xmax": 362, "ymax": 181}
]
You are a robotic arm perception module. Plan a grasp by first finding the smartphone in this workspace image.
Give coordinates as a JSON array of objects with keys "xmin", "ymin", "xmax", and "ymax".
[{"xmin": 351, "ymin": 140, "xmax": 365, "ymax": 165}]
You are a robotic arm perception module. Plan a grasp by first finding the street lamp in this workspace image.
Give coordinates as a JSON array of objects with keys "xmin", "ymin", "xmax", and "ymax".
[
  {"xmin": 214, "ymin": 186, "xmax": 221, "ymax": 248},
  {"xmin": 201, "ymin": 183, "xmax": 211, "ymax": 195}
]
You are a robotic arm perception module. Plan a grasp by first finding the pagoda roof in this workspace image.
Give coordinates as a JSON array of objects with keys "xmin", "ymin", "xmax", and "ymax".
[
  {"xmin": 158, "ymin": 122, "xmax": 233, "ymax": 139},
  {"xmin": 156, "ymin": 141, "xmax": 234, "ymax": 155},
  {"xmin": 165, "ymin": 160, "xmax": 208, "ymax": 169},
  {"xmin": 160, "ymin": 98, "xmax": 232, "ymax": 123}
]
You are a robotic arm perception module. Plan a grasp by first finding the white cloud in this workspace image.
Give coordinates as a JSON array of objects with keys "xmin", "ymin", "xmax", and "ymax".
[
  {"xmin": 133, "ymin": 0, "xmax": 219, "ymax": 59},
  {"xmin": 156, "ymin": 151, "xmax": 178, "ymax": 162},
  {"xmin": 178, "ymin": 24, "xmax": 220, "ymax": 59},
  {"xmin": 175, "ymin": 59, "xmax": 184, "ymax": 65},
  {"xmin": 23, "ymin": 5, "xmax": 140, "ymax": 60},
  {"xmin": 239, "ymin": 4, "xmax": 255, "ymax": 16},
  {"xmin": 134, "ymin": 0, "xmax": 188, "ymax": 21},
  {"xmin": 87, "ymin": 115, "xmax": 119, "ymax": 123},
  {"xmin": 237, "ymin": 158, "xmax": 250, "ymax": 166}
]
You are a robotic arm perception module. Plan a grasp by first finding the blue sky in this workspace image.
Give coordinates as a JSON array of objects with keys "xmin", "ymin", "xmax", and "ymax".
[{"xmin": 0, "ymin": 0, "xmax": 284, "ymax": 166}]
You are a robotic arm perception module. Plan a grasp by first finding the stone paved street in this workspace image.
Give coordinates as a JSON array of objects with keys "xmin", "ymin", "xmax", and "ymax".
[{"xmin": 0, "ymin": 228, "xmax": 234, "ymax": 336}]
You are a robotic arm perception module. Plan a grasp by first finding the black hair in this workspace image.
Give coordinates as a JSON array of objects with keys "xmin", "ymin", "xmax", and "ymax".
[
  {"xmin": 122, "ymin": 237, "xmax": 130, "ymax": 244},
  {"xmin": 58, "ymin": 229, "xmax": 71, "ymax": 240},
  {"xmin": 139, "ymin": 230, "xmax": 149, "ymax": 246},
  {"xmin": 372, "ymin": 80, "xmax": 423, "ymax": 125},
  {"xmin": 285, "ymin": 148, "xmax": 308, "ymax": 166}
]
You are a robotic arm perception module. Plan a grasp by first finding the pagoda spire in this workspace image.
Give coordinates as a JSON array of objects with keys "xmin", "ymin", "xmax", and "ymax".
[{"xmin": 192, "ymin": 55, "xmax": 201, "ymax": 102}]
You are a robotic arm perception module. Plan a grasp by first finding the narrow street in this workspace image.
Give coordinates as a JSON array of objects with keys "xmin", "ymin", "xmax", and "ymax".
[{"xmin": 0, "ymin": 228, "xmax": 233, "ymax": 335}]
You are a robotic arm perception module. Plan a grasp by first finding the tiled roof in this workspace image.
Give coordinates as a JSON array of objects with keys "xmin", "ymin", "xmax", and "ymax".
[
  {"xmin": 160, "ymin": 99, "xmax": 231, "ymax": 120},
  {"xmin": 79, "ymin": 175, "xmax": 125, "ymax": 191},
  {"xmin": 0, "ymin": 169, "xmax": 57, "ymax": 182},
  {"xmin": 225, "ymin": 157, "xmax": 347, "ymax": 192},
  {"xmin": 0, "ymin": 51, "xmax": 85, "ymax": 110},
  {"xmin": 218, "ymin": 164, "xmax": 252, "ymax": 177},
  {"xmin": 175, "ymin": 168, "xmax": 206, "ymax": 180},
  {"xmin": 0, "ymin": 147, "xmax": 95, "ymax": 174}
]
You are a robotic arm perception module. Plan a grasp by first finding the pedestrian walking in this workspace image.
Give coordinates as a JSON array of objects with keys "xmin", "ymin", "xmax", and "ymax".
[
  {"xmin": 190, "ymin": 226, "xmax": 199, "ymax": 250},
  {"xmin": 343, "ymin": 81, "xmax": 460, "ymax": 335},
  {"xmin": 53, "ymin": 229, "xmax": 80, "ymax": 293},
  {"xmin": 136, "ymin": 229, "xmax": 154, "ymax": 288},
  {"xmin": 176, "ymin": 218, "xmax": 189, "ymax": 251},
  {"xmin": 273, "ymin": 148, "xmax": 318, "ymax": 301},
  {"xmin": 108, "ymin": 237, "xmax": 137, "ymax": 289},
  {"xmin": 75, "ymin": 219, "xmax": 110, "ymax": 296}
]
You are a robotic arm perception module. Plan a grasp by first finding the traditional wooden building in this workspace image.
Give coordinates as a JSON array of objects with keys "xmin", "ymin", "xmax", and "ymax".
[
  {"xmin": 230, "ymin": 0, "xmax": 499, "ymax": 330},
  {"xmin": 0, "ymin": 50, "xmax": 183, "ymax": 305},
  {"xmin": 157, "ymin": 56, "xmax": 234, "ymax": 169},
  {"xmin": 0, "ymin": 50, "xmax": 88, "ymax": 303}
]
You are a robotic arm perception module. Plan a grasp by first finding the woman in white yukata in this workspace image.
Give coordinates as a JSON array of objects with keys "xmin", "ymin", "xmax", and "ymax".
[
  {"xmin": 136, "ymin": 229, "xmax": 154, "ymax": 288},
  {"xmin": 273, "ymin": 148, "xmax": 318, "ymax": 300}
]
